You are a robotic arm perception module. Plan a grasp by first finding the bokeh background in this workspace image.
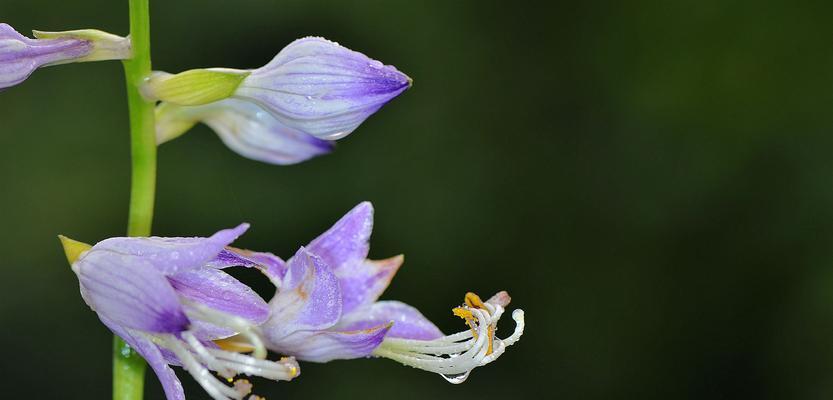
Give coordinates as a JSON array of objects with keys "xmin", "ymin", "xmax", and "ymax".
[{"xmin": 1, "ymin": 0, "xmax": 833, "ymax": 399}]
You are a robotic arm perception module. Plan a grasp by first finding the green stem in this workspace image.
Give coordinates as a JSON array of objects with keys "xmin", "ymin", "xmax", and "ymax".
[{"xmin": 115, "ymin": 0, "xmax": 155, "ymax": 399}]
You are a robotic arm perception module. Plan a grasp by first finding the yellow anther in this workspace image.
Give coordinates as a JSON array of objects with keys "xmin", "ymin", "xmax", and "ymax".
[
  {"xmin": 214, "ymin": 336, "xmax": 256, "ymax": 353},
  {"xmin": 452, "ymin": 307, "xmax": 473, "ymax": 320},
  {"xmin": 453, "ymin": 307, "xmax": 478, "ymax": 338},
  {"xmin": 464, "ymin": 292, "xmax": 486, "ymax": 309},
  {"xmin": 486, "ymin": 325, "xmax": 495, "ymax": 355}
]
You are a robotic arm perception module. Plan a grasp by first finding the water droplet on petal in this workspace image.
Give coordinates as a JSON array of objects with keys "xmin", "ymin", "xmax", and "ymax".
[{"xmin": 441, "ymin": 371, "xmax": 471, "ymax": 384}]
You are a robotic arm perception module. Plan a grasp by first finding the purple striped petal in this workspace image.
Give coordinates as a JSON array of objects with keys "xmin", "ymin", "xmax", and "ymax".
[
  {"xmin": 235, "ymin": 37, "xmax": 411, "ymax": 140},
  {"xmin": 167, "ymin": 267, "xmax": 269, "ymax": 325},
  {"xmin": 262, "ymin": 247, "xmax": 342, "ymax": 343},
  {"xmin": 303, "ymin": 202, "xmax": 400, "ymax": 313},
  {"xmin": 92, "ymin": 224, "xmax": 249, "ymax": 276},
  {"xmin": 0, "ymin": 23, "xmax": 91, "ymax": 89},
  {"xmin": 211, "ymin": 248, "xmax": 288, "ymax": 283},
  {"xmin": 100, "ymin": 316, "xmax": 185, "ymax": 400},
  {"xmin": 267, "ymin": 323, "xmax": 391, "ymax": 362},
  {"xmin": 74, "ymin": 249, "xmax": 189, "ymax": 334},
  {"xmin": 338, "ymin": 301, "xmax": 443, "ymax": 341},
  {"xmin": 156, "ymin": 100, "xmax": 334, "ymax": 165},
  {"xmin": 337, "ymin": 256, "xmax": 402, "ymax": 315},
  {"xmin": 306, "ymin": 201, "xmax": 373, "ymax": 269}
]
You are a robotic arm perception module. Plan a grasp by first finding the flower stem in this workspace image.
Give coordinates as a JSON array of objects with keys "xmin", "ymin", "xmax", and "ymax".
[{"xmin": 115, "ymin": 0, "xmax": 155, "ymax": 399}]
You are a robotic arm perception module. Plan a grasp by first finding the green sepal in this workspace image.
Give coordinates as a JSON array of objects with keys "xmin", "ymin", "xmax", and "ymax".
[
  {"xmin": 58, "ymin": 235, "xmax": 92, "ymax": 265},
  {"xmin": 142, "ymin": 69, "xmax": 250, "ymax": 106}
]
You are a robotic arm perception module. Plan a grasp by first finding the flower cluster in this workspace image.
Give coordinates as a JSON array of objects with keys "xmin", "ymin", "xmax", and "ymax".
[
  {"xmin": 62, "ymin": 202, "xmax": 525, "ymax": 399},
  {"xmin": 1, "ymin": 15, "xmax": 525, "ymax": 400}
]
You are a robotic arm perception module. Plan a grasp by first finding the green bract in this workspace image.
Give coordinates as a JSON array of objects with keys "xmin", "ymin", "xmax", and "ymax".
[{"xmin": 142, "ymin": 68, "xmax": 250, "ymax": 105}]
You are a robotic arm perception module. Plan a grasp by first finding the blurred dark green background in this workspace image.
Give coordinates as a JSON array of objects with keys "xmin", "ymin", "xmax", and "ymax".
[{"xmin": 2, "ymin": 0, "xmax": 833, "ymax": 399}]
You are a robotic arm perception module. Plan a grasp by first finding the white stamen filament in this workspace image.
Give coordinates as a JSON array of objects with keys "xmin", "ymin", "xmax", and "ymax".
[
  {"xmin": 152, "ymin": 300, "xmax": 299, "ymax": 400},
  {"xmin": 373, "ymin": 295, "xmax": 525, "ymax": 384},
  {"xmin": 184, "ymin": 300, "xmax": 268, "ymax": 359},
  {"xmin": 161, "ymin": 335, "xmax": 248, "ymax": 400}
]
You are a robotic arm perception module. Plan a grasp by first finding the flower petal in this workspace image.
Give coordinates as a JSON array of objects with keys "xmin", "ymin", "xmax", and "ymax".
[
  {"xmin": 156, "ymin": 100, "xmax": 334, "ymax": 165},
  {"xmin": 262, "ymin": 247, "xmax": 342, "ymax": 342},
  {"xmin": 92, "ymin": 224, "xmax": 249, "ymax": 275},
  {"xmin": 268, "ymin": 323, "xmax": 391, "ymax": 362},
  {"xmin": 337, "ymin": 256, "xmax": 402, "ymax": 314},
  {"xmin": 205, "ymin": 99, "xmax": 335, "ymax": 165},
  {"xmin": 100, "ymin": 316, "xmax": 185, "ymax": 400},
  {"xmin": 167, "ymin": 267, "xmax": 269, "ymax": 325},
  {"xmin": 235, "ymin": 37, "xmax": 411, "ymax": 139},
  {"xmin": 211, "ymin": 248, "xmax": 288, "ymax": 284},
  {"xmin": 74, "ymin": 249, "xmax": 189, "ymax": 333},
  {"xmin": 306, "ymin": 201, "xmax": 373, "ymax": 270},
  {"xmin": 338, "ymin": 301, "xmax": 443, "ymax": 340}
]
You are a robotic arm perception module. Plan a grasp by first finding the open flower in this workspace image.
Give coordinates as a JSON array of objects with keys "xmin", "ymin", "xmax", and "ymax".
[
  {"xmin": 0, "ymin": 23, "xmax": 129, "ymax": 90},
  {"xmin": 155, "ymin": 99, "xmax": 334, "ymax": 165},
  {"xmin": 144, "ymin": 37, "xmax": 411, "ymax": 140},
  {"xmin": 60, "ymin": 225, "xmax": 299, "ymax": 400},
  {"xmin": 219, "ymin": 202, "xmax": 525, "ymax": 383}
]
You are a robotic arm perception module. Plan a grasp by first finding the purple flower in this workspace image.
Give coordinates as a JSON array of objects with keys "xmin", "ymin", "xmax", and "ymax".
[
  {"xmin": 155, "ymin": 99, "xmax": 334, "ymax": 165},
  {"xmin": 145, "ymin": 37, "xmax": 411, "ymax": 141},
  {"xmin": 0, "ymin": 23, "xmax": 130, "ymax": 90},
  {"xmin": 220, "ymin": 203, "xmax": 525, "ymax": 383},
  {"xmin": 235, "ymin": 37, "xmax": 412, "ymax": 140},
  {"xmin": 62, "ymin": 225, "xmax": 299, "ymax": 400}
]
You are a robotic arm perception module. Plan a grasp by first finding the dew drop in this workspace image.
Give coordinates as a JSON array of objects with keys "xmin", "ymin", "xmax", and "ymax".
[{"xmin": 441, "ymin": 371, "xmax": 471, "ymax": 384}]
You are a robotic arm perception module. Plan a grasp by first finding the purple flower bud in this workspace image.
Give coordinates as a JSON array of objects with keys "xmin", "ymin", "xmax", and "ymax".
[
  {"xmin": 0, "ymin": 24, "xmax": 130, "ymax": 90},
  {"xmin": 64, "ymin": 225, "xmax": 299, "ymax": 400},
  {"xmin": 235, "ymin": 37, "xmax": 411, "ymax": 140},
  {"xmin": 0, "ymin": 23, "xmax": 91, "ymax": 89}
]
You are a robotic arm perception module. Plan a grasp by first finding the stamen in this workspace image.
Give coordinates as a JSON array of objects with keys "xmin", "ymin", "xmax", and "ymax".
[
  {"xmin": 161, "ymin": 334, "xmax": 246, "ymax": 400},
  {"xmin": 183, "ymin": 299, "xmax": 268, "ymax": 359},
  {"xmin": 464, "ymin": 292, "xmax": 485, "ymax": 309},
  {"xmin": 373, "ymin": 291, "xmax": 525, "ymax": 384},
  {"xmin": 153, "ymin": 317, "xmax": 299, "ymax": 400},
  {"xmin": 215, "ymin": 336, "xmax": 257, "ymax": 353}
]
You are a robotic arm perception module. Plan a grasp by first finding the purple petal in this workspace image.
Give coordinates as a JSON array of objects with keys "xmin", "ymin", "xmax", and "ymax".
[
  {"xmin": 211, "ymin": 248, "xmax": 288, "ymax": 282},
  {"xmin": 306, "ymin": 202, "xmax": 373, "ymax": 270},
  {"xmin": 100, "ymin": 316, "xmax": 185, "ymax": 400},
  {"xmin": 92, "ymin": 224, "xmax": 249, "ymax": 275},
  {"xmin": 202, "ymin": 99, "xmax": 335, "ymax": 165},
  {"xmin": 236, "ymin": 37, "xmax": 411, "ymax": 139},
  {"xmin": 337, "ymin": 255, "xmax": 402, "ymax": 315},
  {"xmin": 261, "ymin": 247, "xmax": 342, "ymax": 343},
  {"xmin": 74, "ymin": 249, "xmax": 189, "ymax": 333},
  {"xmin": 0, "ymin": 23, "xmax": 91, "ymax": 89},
  {"xmin": 267, "ymin": 323, "xmax": 391, "ymax": 362},
  {"xmin": 338, "ymin": 301, "xmax": 443, "ymax": 341},
  {"xmin": 167, "ymin": 267, "xmax": 269, "ymax": 325}
]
